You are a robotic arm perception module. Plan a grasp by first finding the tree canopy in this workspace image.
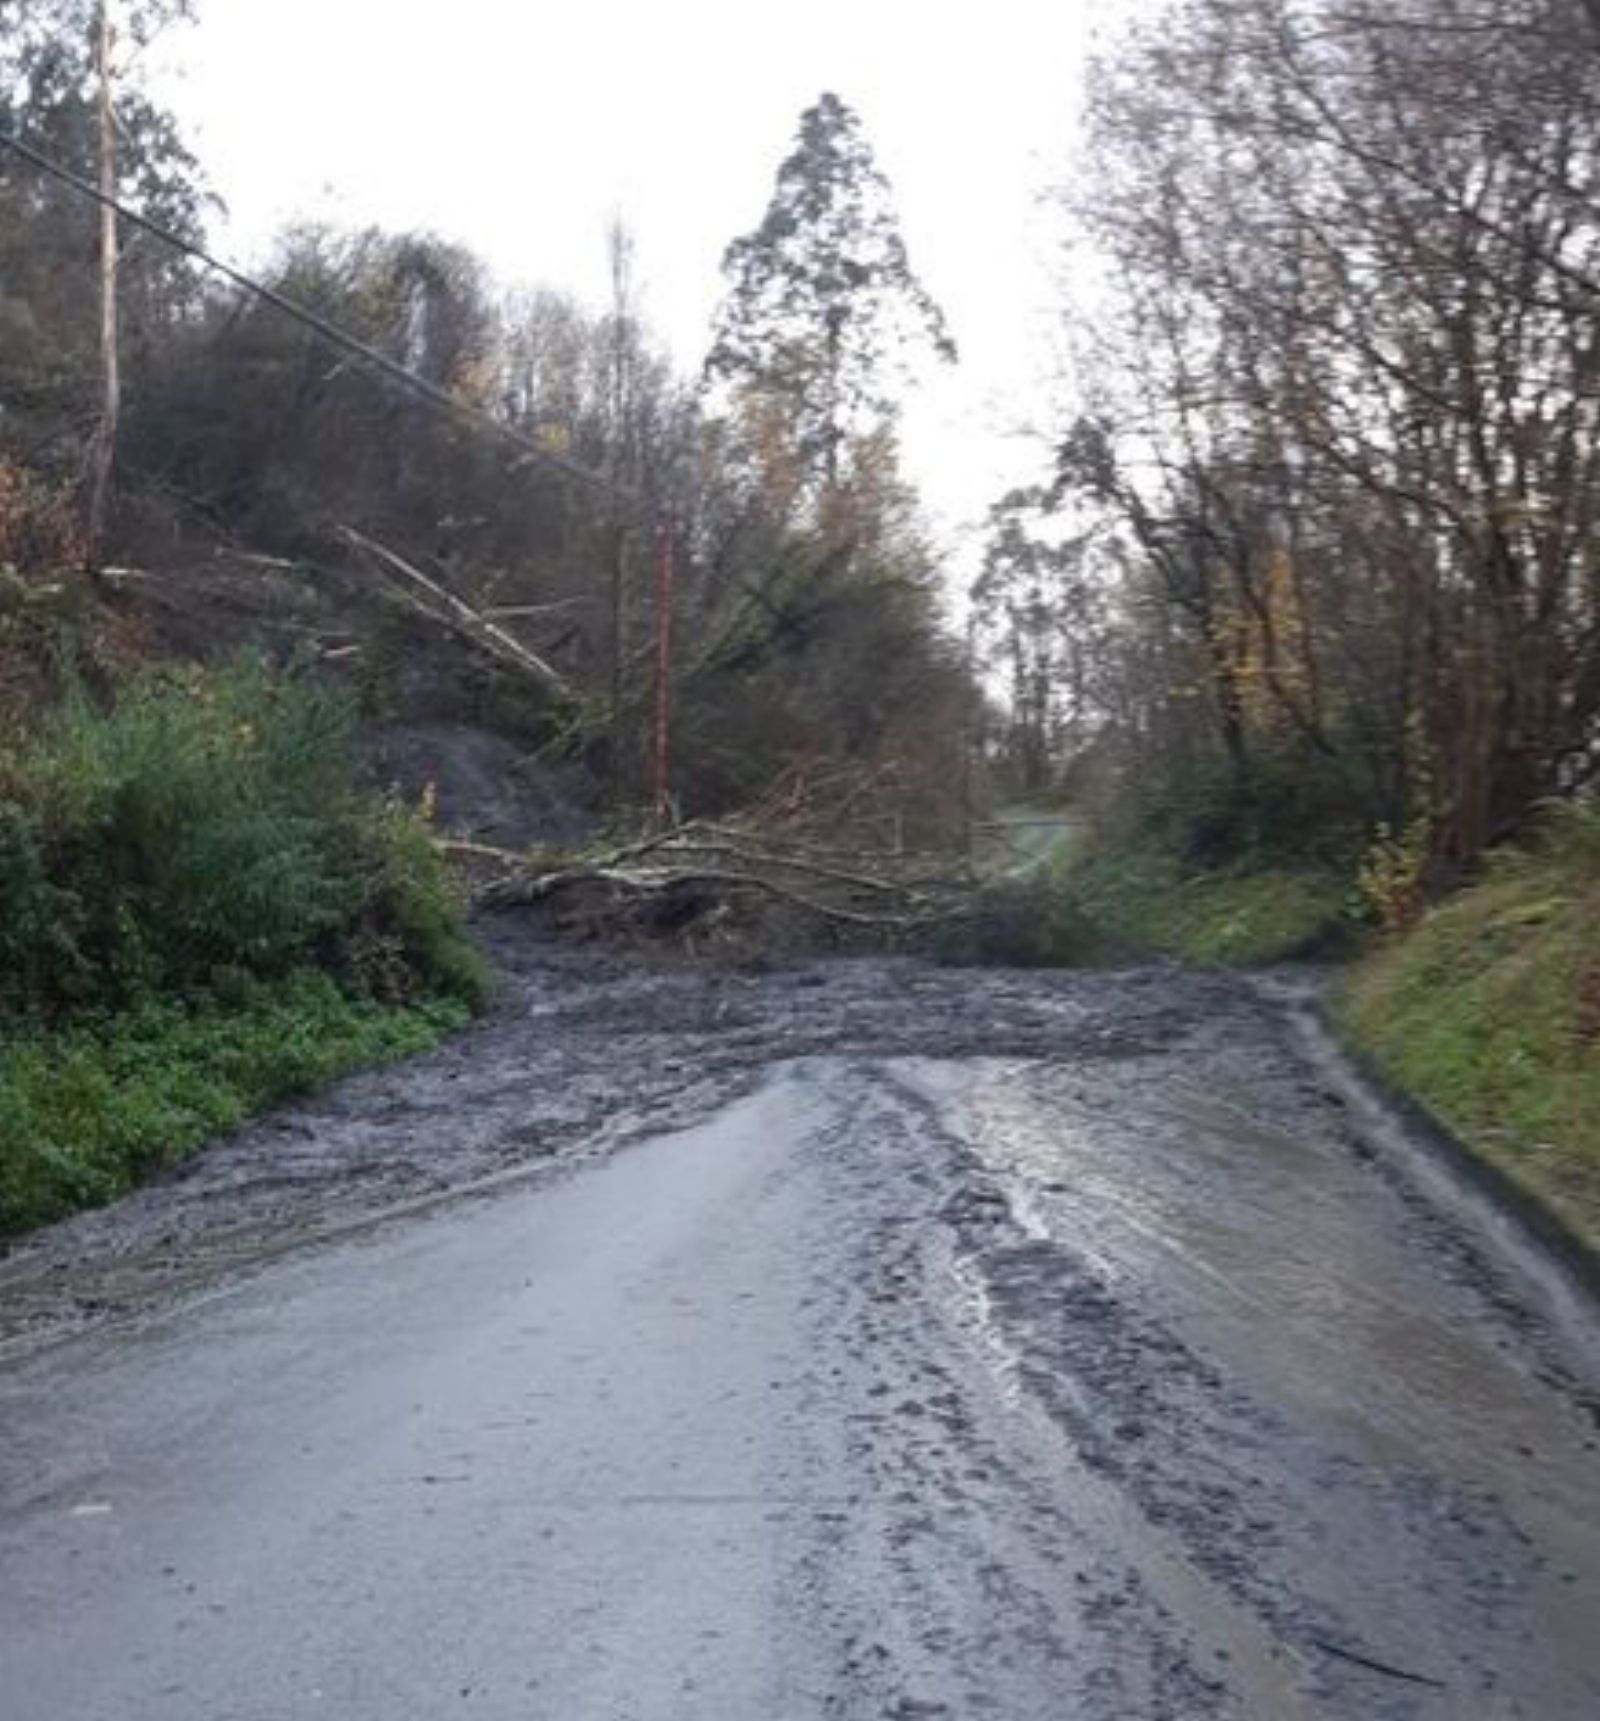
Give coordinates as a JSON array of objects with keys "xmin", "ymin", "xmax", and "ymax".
[
  {"xmin": 1033, "ymin": 0, "xmax": 1600, "ymax": 876},
  {"xmin": 706, "ymin": 92, "xmax": 955, "ymax": 494}
]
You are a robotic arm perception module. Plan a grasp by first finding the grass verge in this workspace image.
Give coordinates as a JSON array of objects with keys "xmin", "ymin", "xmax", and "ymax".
[
  {"xmin": 1065, "ymin": 846, "xmax": 1352, "ymax": 966},
  {"xmin": 0, "ymin": 971, "xmax": 472, "ymax": 1237},
  {"xmin": 1339, "ymin": 805, "xmax": 1600, "ymax": 1249},
  {"xmin": 935, "ymin": 839, "xmax": 1351, "ymax": 970}
]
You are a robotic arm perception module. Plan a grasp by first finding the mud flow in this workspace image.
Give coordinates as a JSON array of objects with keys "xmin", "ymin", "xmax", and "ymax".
[{"xmin": 1, "ymin": 926, "xmax": 1597, "ymax": 1718}]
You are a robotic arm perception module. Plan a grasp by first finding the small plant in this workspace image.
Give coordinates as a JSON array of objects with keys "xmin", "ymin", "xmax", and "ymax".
[
  {"xmin": 1128, "ymin": 739, "xmax": 1373, "ymax": 874},
  {"xmin": 0, "ymin": 457, "xmax": 83, "ymax": 574},
  {"xmin": 0, "ymin": 975, "xmax": 471, "ymax": 1236},
  {"xmin": 932, "ymin": 876, "xmax": 1115, "ymax": 968},
  {"xmin": 1357, "ymin": 811, "xmax": 1433, "ymax": 935}
]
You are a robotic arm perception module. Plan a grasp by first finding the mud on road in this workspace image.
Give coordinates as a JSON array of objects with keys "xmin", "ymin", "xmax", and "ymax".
[
  {"xmin": 0, "ymin": 922, "xmax": 1216, "ymax": 1355},
  {"xmin": 3, "ymin": 922, "xmax": 1599, "ymax": 1717}
]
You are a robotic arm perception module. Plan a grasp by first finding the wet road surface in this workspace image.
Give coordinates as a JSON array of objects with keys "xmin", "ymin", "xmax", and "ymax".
[{"xmin": 2, "ymin": 948, "xmax": 1599, "ymax": 1717}]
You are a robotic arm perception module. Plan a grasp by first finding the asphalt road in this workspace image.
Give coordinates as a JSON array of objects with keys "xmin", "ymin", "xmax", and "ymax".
[{"xmin": 2, "ymin": 963, "xmax": 1599, "ymax": 1719}]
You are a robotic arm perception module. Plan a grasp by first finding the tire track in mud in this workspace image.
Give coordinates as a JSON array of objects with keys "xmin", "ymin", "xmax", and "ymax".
[
  {"xmin": 869, "ymin": 1054, "xmax": 1600, "ymax": 1719},
  {"xmin": 820, "ymin": 1064, "xmax": 1328, "ymax": 1720}
]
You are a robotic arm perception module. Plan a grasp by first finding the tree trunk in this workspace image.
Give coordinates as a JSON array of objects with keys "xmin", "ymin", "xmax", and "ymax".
[{"xmin": 83, "ymin": 0, "xmax": 119, "ymax": 573}]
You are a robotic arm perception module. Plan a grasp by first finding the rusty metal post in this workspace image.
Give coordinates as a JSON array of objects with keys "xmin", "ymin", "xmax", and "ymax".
[{"xmin": 651, "ymin": 513, "xmax": 676, "ymax": 830}]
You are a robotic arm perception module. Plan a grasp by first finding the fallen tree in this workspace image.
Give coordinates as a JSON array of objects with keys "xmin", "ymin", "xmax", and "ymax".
[{"xmin": 443, "ymin": 818, "xmax": 973, "ymax": 946}]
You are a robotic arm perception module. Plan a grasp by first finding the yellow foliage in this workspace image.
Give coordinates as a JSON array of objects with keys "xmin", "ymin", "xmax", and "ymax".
[
  {"xmin": 1358, "ymin": 813, "xmax": 1432, "ymax": 935},
  {"xmin": 1205, "ymin": 546, "xmax": 1316, "ymax": 737}
]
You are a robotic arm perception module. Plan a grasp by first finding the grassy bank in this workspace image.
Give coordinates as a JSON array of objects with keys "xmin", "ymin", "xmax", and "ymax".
[
  {"xmin": 0, "ymin": 974, "xmax": 470, "ymax": 1236},
  {"xmin": 1340, "ymin": 805, "xmax": 1600, "ymax": 1249},
  {"xmin": 942, "ymin": 842, "xmax": 1351, "ymax": 970},
  {"xmin": 0, "ymin": 660, "xmax": 487, "ymax": 1238},
  {"xmin": 1066, "ymin": 846, "xmax": 1351, "ymax": 966}
]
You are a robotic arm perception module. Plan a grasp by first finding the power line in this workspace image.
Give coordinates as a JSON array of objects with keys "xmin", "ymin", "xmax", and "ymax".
[
  {"xmin": 0, "ymin": 125, "xmax": 646, "ymax": 514},
  {"xmin": 1, "ymin": 122, "xmax": 683, "ymax": 808}
]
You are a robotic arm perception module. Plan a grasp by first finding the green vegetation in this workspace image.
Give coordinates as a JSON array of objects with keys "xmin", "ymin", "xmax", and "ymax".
[
  {"xmin": 0, "ymin": 975, "xmax": 470, "ymax": 1236},
  {"xmin": 1017, "ymin": 748, "xmax": 1361, "ymax": 967},
  {"xmin": 934, "ymin": 876, "xmax": 1109, "ymax": 968},
  {"xmin": 1066, "ymin": 846, "xmax": 1351, "ymax": 966},
  {"xmin": 944, "ymin": 763, "xmax": 1356, "ymax": 970},
  {"xmin": 1340, "ymin": 805, "xmax": 1600, "ymax": 1249},
  {"xmin": 940, "ymin": 839, "xmax": 1348, "ymax": 971},
  {"xmin": 0, "ymin": 660, "xmax": 487, "ymax": 1236}
]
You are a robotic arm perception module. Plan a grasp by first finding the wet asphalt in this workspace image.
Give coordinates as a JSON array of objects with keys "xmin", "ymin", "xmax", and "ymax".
[{"xmin": 1, "ymin": 942, "xmax": 1598, "ymax": 1718}]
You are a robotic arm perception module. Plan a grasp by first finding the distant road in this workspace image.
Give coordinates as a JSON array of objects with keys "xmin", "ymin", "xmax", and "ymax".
[
  {"xmin": 3, "ymin": 960, "xmax": 1599, "ymax": 1718},
  {"xmin": 978, "ymin": 805, "xmax": 1080, "ymax": 875}
]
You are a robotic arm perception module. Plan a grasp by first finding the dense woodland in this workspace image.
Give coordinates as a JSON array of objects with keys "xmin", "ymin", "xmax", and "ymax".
[{"xmin": 974, "ymin": 0, "xmax": 1600, "ymax": 911}]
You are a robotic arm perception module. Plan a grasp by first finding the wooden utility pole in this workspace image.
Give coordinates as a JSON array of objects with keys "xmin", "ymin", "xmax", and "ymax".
[
  {"xmin": 651, "ymin": 516, "xmax": 677, "ymax": 830},
  {"xmin": 84, "ymin": 0, "xmax": 120, "ymax": 572},
  {"xmin": 605, "ymin": 217, "xmax": 635, "ymax": 810}
]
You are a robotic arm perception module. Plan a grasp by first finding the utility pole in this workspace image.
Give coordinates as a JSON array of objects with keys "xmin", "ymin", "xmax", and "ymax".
[
  {"xmin": 605, "ymin": 216, "xmax": 635, "ymax": 811},
  {"xmin": 651, "ymin": 515, "xmax": 677, "ymax": 830},
  {"xmin": 84, "ymin": 0, "xmax": 119, "ymax": 572}
]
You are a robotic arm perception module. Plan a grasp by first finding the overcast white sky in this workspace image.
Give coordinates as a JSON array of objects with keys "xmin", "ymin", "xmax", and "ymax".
[{"xmin": 151, "ymin": 1, "xmax": 1110, "ymax": 581}]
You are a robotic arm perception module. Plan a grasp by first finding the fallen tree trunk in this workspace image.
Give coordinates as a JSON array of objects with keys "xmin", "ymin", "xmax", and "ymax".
[
  {"xmin": 339, "ymin": 526, "xmax": 571, "ymax": 696},
  {"xmin": 441, "ymin": 818, "xmax": 971, "ymax": 942}
]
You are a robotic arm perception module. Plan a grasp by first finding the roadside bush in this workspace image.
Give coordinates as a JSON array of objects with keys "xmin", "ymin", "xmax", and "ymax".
[
  {"xmin": 351, "ymin": 800, "xmax": 490, "ymax": 1008},
  {"xmin": 1029, "ymin": 733, "xmax": 1375, "ymax": 966},
  {"xmin": 1066, "ymin": 841, "xmax": 1353, "ymax": 965},
  {"xmin": 0, "ymin": 660, "xmax": 489, "ymax": 1235},
  {"xmin": 0, "ymin": 801, "xmax": 81, "ymax": 1012},
  {"xmin": 1128, "ymin": 741, "xmax": 1374, "ymax": 874},
  {"xmin": 0, "ymin": 456, "xmax": 82, "ymax": 573},
  {"xmin": 0, "ymin": 659, "xmax": 486, "ymax": 1017}
]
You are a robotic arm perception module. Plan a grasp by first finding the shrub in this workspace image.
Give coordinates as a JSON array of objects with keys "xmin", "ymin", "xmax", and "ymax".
[
  {"xmin": 0, "ymin": 456, "xmax": 82, "ymax": 573},
  {"xmin": 343, "ymin": 800, "xmax": 490, "ymax": 1009},
  {"xmin": 0, "ymin": 663, "xmax": 488, "ymax": 1234},
  {"xmin": 1356, "ymin": 811, "xmax": 1433, "ymax": 935},
  {"xmin": 1066, "ymin": 841, "xmax": 1353, "ymax": 965},
  {"xmin": 0, "ymin": 659, "xmax": 486, "ymax": 1017},
  {"xmin": 931, "ymin": 876, "xmax": 1116, "ymax": 968},
  {"xmin": 0, "ymin": 800, "xmax": 83, "ymax": 1011}
]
